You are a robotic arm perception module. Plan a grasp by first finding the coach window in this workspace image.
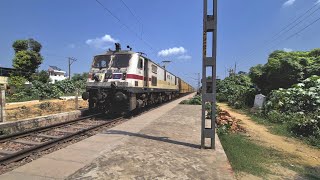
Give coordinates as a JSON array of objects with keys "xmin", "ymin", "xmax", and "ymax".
[{"xmin": 138, "ymin": 58, "xmax": 143, "ymax": 69}]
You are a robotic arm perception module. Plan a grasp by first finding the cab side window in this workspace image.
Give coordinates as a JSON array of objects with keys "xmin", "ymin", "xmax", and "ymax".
[
  {"xmin": 138, "ymin": 58, "xmax": 143, "ymax": 69},
  {"xmin": 151, "ymin": 65, "xmax": 157, "ymax": 74}
]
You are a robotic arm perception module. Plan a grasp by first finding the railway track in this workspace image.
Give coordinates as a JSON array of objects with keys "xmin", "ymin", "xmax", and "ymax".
[
  {"xmin": 0, "ymin": 114, "xmax": 123, "ymax": 165},
  {"xmin": 0, "ymin": 93, "xmax": 191, "ymax": 167}
]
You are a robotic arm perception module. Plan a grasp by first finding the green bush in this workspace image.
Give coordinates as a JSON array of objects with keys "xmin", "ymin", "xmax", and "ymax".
[
  {"xmin": 264, "ymin": 75, "xmax": 320, "ymax": 144},
  {"xmin": 180, "ymin": 95, "xmax": 202, "ymax": 105},
  {"xmin": 55, "ymin": 80, "xmax": 76, "ymax": 94},
  {"xmin": 31, "ymin": 80, "xmax": 63, "ymax": 99},
  {"xmin": 289, "ymin": 113, "xmax": 320, "ymax": 138},
  {"xmin": 265, "ymin": 75, "xmax": 320, "ymax": 114},
  {"xmin": 217, "ymin": 75, "xmax": 256, "ymax": 109}
]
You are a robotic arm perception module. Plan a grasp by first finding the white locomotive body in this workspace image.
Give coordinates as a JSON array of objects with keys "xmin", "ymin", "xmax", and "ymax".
[{"xmin": 82, "ymin": 44, "xmax": 193, "ymax": 113}]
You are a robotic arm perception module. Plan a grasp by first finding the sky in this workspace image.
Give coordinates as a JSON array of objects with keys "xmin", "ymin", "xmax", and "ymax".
[{"xmin": 1, "ymin": 0, "xmax": 320, "ymax": 87}]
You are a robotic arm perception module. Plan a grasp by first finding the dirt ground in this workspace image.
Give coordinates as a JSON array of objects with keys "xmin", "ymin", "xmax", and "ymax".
[
  {"xmin": 5, "ymin": 99, "xmax": 88, "ymax": 121},
  {"xmin": 218, "ymin": 103, "xmax": 320, "ymax": 179}
]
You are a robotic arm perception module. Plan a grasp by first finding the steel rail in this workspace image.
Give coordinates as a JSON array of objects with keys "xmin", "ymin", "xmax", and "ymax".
[
  {"xmin": 0, "ymin": 113, "xmax": 102, "ymax": 143},
  {"xmin": 0, "ymin": 117, "xmax": 122, "ymax": 165}
]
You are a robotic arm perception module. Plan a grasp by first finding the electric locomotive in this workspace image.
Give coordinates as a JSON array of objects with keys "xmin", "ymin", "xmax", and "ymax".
[{"xmin": 82, "ymin": 43, "xmax": 194, "ymax": 113}]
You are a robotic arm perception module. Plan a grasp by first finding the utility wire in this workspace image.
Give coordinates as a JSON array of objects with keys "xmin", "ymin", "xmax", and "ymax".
[
  {"xmin": 239, "ymin": 15, "xmax": 320, "ymax": 69},
  {"xmin": 270, "ymin": 15, "xmax": 320, "ymax": 54},
  {"xmin": 237, "ymin": 2, "xmax": 320, "ymax": 68},
  {"xmin": 269, "ymin": 2, "xmax": 320, "ymax": 43},
  {"xmin": 237, "ymin": 3, "xmax": 320, "ymax": 69}
]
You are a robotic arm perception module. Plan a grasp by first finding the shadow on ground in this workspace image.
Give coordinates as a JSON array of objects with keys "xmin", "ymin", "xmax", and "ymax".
[{"xmin": 104, "ymin": 130, "xmax": 201, "ymax": 149}]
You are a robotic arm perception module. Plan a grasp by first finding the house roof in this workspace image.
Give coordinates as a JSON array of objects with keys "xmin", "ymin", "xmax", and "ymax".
[{"xmin": 49, "ymin": 66, "xmax": 63, "ymax": 71}]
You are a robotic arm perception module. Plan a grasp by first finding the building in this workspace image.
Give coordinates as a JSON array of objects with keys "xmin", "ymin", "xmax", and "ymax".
[
  {"xmin": 48, "ymin": 66, "xmax": 67, "ymax": 84},
  {"xmin": 0, "ymin": 67, "xmax": 15, "ymax": 89}
]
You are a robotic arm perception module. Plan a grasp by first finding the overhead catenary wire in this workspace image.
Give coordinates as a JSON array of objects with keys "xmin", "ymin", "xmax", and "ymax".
[
  {"xmin": 119, "ymin": 0, "xmax": 143, "ymax": 25},
  {"xmin": 95, "ymin": 0, "xmax": 157, "ymax": 55},
  {"xmin": 119, "ymin": 0, "xmax": 144, "ymax": 39},
  {"xmin": 95, "ymin": 0, "xmax": 188, "ymax": 79}
]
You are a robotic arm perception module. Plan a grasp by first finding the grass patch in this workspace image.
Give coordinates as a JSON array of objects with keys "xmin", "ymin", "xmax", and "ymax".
[
  {"xmin": 235, "ymin": 108, "xmax": 320, "ymax": 148},
  {"xmin": 280, "ymin": 162, "xmax": 320, "ymax": 180},
  {"xmin": 219, "ymin": 133, "xmax": 283, "ymax": 176},
  {"xmin": 239, "ymin": 109, "xmax": 292, "ymax": 137},
  {"xmin": 220, "ymin": 133, "xmax": 320, "ymax": 179}
]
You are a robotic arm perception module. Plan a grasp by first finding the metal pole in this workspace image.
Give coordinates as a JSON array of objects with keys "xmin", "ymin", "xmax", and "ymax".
[
  {"xmin": 0, "ymin": 89, "xmax": 6, "ymax": 122},
  {"xmin": 68, "ymin": 57, "xmax": 77, "ymax": 80},
  {"xmin": 211, "ymin": 0, "xmax": 218, "ymax": 149},
  {"xmin": 197, "ymin": 73, "xmax": 200, "ymax": 91},
  {"xmin": 201, "ymin": 0, "xmax": 217, "ymax": 149},
  {"xmin": 201, "ymin": 0, "xmax": 208, "ymax": 149},
  {"xmin": 75, "ymin": 89, "xmax": 79, "ymax": 110},
  {"xmin": 68, "ymin": 58, "xmax": 71, "ymax": 80}
]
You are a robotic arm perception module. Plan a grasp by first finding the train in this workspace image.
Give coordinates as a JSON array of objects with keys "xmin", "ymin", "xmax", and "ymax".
[{"xmin": 82, "ymin": 43, "xmax": 194, "ymax": 113}]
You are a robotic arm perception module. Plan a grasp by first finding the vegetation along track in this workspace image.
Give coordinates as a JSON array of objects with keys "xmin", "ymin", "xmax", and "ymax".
[{"xmin": 0, "ymin": 113, "xmax": 123, "ymax": 165}]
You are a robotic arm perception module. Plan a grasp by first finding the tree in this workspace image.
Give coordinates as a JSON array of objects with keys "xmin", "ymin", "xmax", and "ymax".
[
  {"xmin": 12, "ymin": 40, "xmax": 28, "ymax": 53},
  {"xmin": 72, "ymin": 72, "xmax": 88, "ymax": 89},
  {"xmin": 32, "ymin": 70, "xmax": 51, "ymax": 84},
  {"xmin": 71, "ymin": 72, "xmax": 88, "ymax": 82},
  {"xmin": 217, "ymin": 74, "xmax": 256, "ymax": 108},
  {"xmin": 309, "ymin": 48, "xmax": 320, "ymax": 57},
  {"xmin": 8, "ymin": 76, "xmax": 27, "ymax": 90},
  {"xmin": 249, "ymin": 49, "xmax": 320, "ymax": 94},
  {"xmin": 12, "ymin": 38, "xmax": 43, "ymax": 80}
]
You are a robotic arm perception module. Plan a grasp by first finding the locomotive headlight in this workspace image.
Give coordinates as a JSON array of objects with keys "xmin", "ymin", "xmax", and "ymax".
[
  {"xmin": 122, "ymin": 73, "xmax": 127, "ymax": 80},
  {"xmin": 82, "ymin": 92, "xmax": 89, "ymax": 100},
  {"xmin": 89, "ymin": 73, "xmax": 94, "ymax": 80}
]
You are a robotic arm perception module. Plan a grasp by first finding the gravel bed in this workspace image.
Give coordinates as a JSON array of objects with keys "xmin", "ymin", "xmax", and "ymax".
[
  {"xmin": 43, "ymin": 130, "xmax": 68, "ymax": 137},
  {"xmin": 19, "ymin": 136, "xmax": 50, "ymax": 143},
  {"xmin": 0, "ymin": 142, "xmax": 29, "ymax": 152},
  {"xmin": 72, "ymin": 125, "xmax": 95, "ymax": 129}
]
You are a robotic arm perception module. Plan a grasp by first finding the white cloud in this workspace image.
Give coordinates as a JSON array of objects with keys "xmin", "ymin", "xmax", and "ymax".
[
  {"xmin": 86, "ymin": 34, "xmax": 118, "ymax": 49},
  {"xmin": 68, "ymin": 44, "xmax": 75, "ymax": 48},
  {"xmin": 283, "ymin": 0, "xmax": 296, "ymax": 7},
  {"xmin": 158, "ymin": 47, "xmax": 186, "ymax": 57},
  {"xmin": 284, "ymin": 48, "xmax": 293, "ymax": 52},
  {"xmin": 316, "ymin": 0, "xmax": 320, "ymax": 5},
  {"xmin": 177, "ymin": 55, "xmax": 192, "ymax": 60}
]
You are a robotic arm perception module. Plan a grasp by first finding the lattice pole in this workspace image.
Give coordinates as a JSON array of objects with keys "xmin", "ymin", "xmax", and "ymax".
[{"xmin": 201, "ymin": 0, "xmax": 217, "ymax": 149}]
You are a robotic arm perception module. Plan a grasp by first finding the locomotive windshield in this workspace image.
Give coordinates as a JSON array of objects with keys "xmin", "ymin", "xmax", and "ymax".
[
  {"xmin": 92, "ymin": 54, "xmax": 131, "ymax": 68},
  {"xmin": 92, "ymin": 55, "xmax": 111, "ymax": 68},
  {"xmin": 111, "ymin": 54, "xmax": 131, "ymax": 68}
]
